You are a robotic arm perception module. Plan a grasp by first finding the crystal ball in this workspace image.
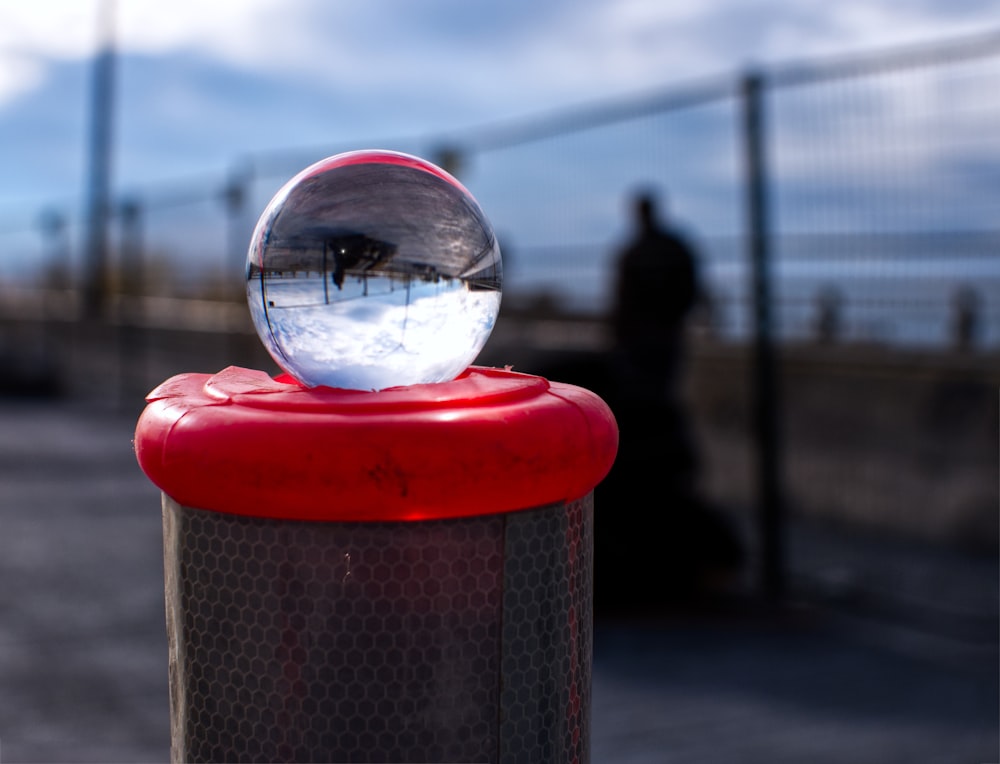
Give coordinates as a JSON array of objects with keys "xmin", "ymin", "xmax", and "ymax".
[{"xmin": 246, "ymin": 150, "xmax": 503, "ymax": 390}]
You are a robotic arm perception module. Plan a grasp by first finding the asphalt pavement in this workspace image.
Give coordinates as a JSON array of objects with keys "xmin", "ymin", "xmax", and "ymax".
[{"xmin": 0, "ymin": 398, "xmax": 995, "ymax": 763}]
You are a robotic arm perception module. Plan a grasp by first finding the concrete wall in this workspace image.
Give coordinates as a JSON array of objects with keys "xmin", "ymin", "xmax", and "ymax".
[
  {"xmin": 684, "ymin": 341, "xmax": 999, "ymax": 552},
  {"xmin": 480, "ymin": 319, "xmax": 999, "ymax": 553},
  {"xmin": 2, "ymin": 312, "xmax": 995, "ymax": 551}
]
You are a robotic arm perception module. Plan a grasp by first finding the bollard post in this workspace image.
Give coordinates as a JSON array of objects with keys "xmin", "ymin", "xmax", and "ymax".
[
  {"xmin": 135, "ymin": 365, "xmax": 616, "ymax": 763},
  {"xmin": 134, "ymin": 149, "xmax": 616, "ymax": 762}
]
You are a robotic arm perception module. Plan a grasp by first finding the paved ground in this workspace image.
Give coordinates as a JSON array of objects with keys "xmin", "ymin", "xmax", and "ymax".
[{"xmin": 0, "ymin": 398, "xmax": 996, "ymax": 763}]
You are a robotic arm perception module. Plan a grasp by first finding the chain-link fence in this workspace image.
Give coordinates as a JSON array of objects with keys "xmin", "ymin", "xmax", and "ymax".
[
  {"xmin": 1, "ymin": 31, "xmax": 998, "ymax": 595},
  {"xmin": 5, "ymin": 34, "xmax": 1000, "ymax": 345}
]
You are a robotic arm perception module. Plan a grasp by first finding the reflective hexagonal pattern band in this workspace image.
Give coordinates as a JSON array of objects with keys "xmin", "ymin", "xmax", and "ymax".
[{"xmin": 162, "ymin": 494, "xmax": 593, "ymax": 763}]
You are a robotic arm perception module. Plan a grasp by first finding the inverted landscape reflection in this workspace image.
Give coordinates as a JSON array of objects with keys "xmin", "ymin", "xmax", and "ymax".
[{"xmin": 246, "ymin": 151, "xmax": 502, "ymax": 390}]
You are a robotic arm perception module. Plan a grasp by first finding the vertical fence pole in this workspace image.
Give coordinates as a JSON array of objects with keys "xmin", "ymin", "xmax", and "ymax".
[
  {"xmin": 39, "ymin": 209, "xmax": 70, "ymax": 357},
  {"xmin": 224, "ymin": 161, "xmax": 254, "ymax": 364},
  {"xmin": 741, "ymin": 71, "xmax": 786, "ymax": 601},
  {"xmin": 225, "ymin": 161, "xmax": 253, "ymax": 290},
  {"xmin": 117, "ymin": 198, "xmax": 145, "ymax": 405}
]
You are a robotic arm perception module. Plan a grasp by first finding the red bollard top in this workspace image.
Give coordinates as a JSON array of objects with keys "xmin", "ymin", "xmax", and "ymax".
[{"xmin": 134, "ymin": 365, "xmax": 618, "ymax": 522}]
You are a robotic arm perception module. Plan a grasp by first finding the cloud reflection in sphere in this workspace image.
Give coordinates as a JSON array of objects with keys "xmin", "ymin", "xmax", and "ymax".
[{"xmin": 246, "ymin": 150, "xmax": 503, "ymax": 390}]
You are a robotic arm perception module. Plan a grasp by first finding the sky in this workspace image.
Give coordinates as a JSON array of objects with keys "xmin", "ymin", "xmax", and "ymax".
[
  {"xmin": 1, "ymin": 0, "xmax": 998, "ymax": 213},
  {"xmin": 0, "ymin": 0, "xmax": 999, "ymax": 348}
]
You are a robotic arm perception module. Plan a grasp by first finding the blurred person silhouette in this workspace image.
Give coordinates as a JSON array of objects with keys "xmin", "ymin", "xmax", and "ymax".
[
  {"xmin": 595, "ymin": 189, "xmax": 743, "ymax": 614},
  {"xmin": 952, "ymin": 285, "xmax": 980, "ymax": 351},
  {"xmin": 612, "ymin": 190, "xmax": 698, "ymax": 410},
  {"xmin": 814, "ymin": 285, "xmax": 844, "ymax": 344}
]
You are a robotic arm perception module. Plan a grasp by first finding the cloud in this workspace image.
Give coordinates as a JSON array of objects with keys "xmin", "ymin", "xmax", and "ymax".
[
  {"xmin": 1, "ymin": 0, "xmax": 996, "ymax": 208},
  {"xmin": 117, "ymin": 0, "xmax": 287, "ymax": 58},
  {"xmin": 0, "ymin": 0, "xmax": 282, "ymax": 107},
  {"xmin": 3, "ymin": 0, "xmax": 995, "ymax": 113},
  {"xmin": 0, "ymin": 54, "xmax": 47, "ymax": 107},
  {"xmin": 0, "ymin": 3, "xmax": 92, "ymax": 106}
]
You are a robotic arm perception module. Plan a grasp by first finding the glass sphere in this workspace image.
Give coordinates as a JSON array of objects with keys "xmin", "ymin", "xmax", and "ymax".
[{"xmin": 246, "ymin": 150, "xmax": 502, "ymax": 390}]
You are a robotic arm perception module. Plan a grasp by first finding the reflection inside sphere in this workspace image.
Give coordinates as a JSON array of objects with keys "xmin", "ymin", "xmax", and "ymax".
[{"xmin": 246, "ymin": 151, "xmax": 502, "ymax": 390}]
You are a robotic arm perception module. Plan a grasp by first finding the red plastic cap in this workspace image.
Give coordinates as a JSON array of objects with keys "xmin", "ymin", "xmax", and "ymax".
[{"xmin": 134, "ymin": 366, "xmax": 618, "ymax": 522}]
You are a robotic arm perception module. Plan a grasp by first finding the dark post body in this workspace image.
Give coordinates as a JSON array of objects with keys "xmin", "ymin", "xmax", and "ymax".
[{"xmin": 741, "ymin": 71, "xmax": 786, "ymax": 601}]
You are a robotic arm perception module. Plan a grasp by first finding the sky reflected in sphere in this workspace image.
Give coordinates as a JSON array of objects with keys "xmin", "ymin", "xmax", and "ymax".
[{"xmin": 246, "ymin": 150, "xmax": 502, "ymax": 390}]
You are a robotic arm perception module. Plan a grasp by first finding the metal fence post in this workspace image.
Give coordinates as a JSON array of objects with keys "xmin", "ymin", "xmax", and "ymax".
[
  {"xmin": 38, "ymin": 208, "xmax": 70, "ymax": 355},
  {"xmin": 117, "ymin": 198, "xmax": 145, "ymax": 405},
  {"xmin": 224, "ymin": 160, "xmax": 254, "ymax": 364},
  {"xmin": 741, "ymin": 71, "xmax": 786, "ymax": 601}
]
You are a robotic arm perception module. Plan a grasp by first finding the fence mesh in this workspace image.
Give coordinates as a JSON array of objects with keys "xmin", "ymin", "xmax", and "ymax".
[{"xmin": 1, "ymin": 31, "xmax": 998, "ymax": 581}]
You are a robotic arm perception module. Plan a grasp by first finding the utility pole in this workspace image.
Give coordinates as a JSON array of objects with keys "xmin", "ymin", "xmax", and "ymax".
[{"xmin": 81, "ymin": 0, "xmax": 117, "ymax": 320}]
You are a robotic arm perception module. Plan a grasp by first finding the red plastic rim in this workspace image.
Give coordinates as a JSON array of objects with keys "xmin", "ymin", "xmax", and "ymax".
[{"xmin": 134, "ymin": 366, "xmax": 618, "ymax": 522}]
